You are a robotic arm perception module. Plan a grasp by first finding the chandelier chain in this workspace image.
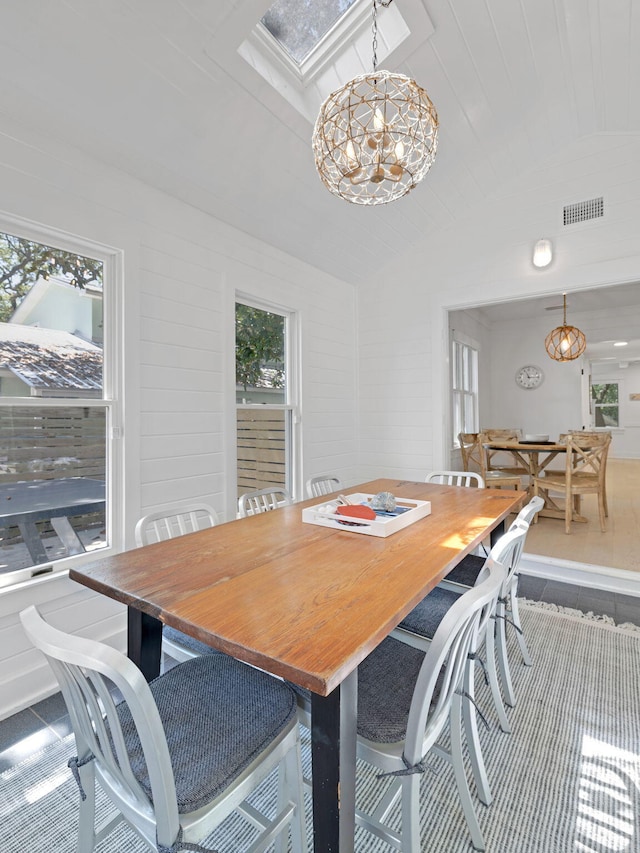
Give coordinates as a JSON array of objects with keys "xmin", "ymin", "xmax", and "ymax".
[{"xmin": 372, "ymin": 0, "xmax": 393, "ymax": 72}]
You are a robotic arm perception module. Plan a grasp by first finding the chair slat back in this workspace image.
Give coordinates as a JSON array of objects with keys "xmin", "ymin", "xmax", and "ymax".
[
  {"xmin": 20, "ymin": 605, "xmax": 179, "ymax": 844},
  {"xmin": 135, "ymin": 504, "xmax": 218, "ymax": 546},
  {"xmin": 566, "ymin": 433, "xmax": 611, "ymax": 486},
  {"xmin": 426, "ymin": 470, "xmax": 485, "ymax": 488},
  {"xmin": 238, "ymin": 487, "xmax": 293, "ymax": 517},
  {"xmin": 511, "ymin": 495, "xmax": 544, "ymax": 528},
  {"xmin": 306, "ymin": 475, "xmax": 343, "ymax": 499},
  {"xmin": 403, "ymin": 558, "xmax": 504, "ymax": 761},
  {"xmin": 482, "ymin": 428, "xmax": 522, "ymax": 440},
  {"xmin": 490, "ymin": 524, "xmax": 528, "ymax": 597},
  {"xmin": 458, "ymin": 433, "xmax": 484, "ymax": 474}
]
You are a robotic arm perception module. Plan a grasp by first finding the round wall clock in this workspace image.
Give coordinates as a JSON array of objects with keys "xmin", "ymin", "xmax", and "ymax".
[{"xmin": 515, "ymin": 365, "xmax": 544, "ymax": 389}]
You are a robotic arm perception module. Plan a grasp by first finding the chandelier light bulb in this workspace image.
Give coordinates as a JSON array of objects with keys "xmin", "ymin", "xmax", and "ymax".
[{"xmin": 544, "ymin": 293, "xmax": 587, "ymax": 361}]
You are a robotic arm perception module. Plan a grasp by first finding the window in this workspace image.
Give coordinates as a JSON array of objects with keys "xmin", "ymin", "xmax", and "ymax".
[
  {"xmin": 591, "ymin": 382, "xmax": 619, "ymax": 428},
  {"xmin": 452, "ymin": 339, "xmax": 478, "ymax": 445},
  {"xmin": 261, "ymin": 0, "xmax": 358, "ymax": 65},
  {"xmin": 0, "ymin": 223, "xmax": 117, "ymax": 587},
  {"xmin": 235, "ymin": 300, "xmax": 298, "ymax": 498},
  {"xmin": 236, "ymin": 0, "xmax": 426, "ymax": 123}
]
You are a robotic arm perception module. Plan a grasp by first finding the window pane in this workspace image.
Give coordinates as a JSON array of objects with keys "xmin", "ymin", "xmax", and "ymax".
[
  {"xmin": 591, "ymin": 383, "xmax": 618, "ymax": 404},
  {"xmin": 0, "ymin": 405, "xmax": 107, "ymax": 577},
  {"xmin": 0, "ymin": 230, "xmax": 103, "ymax": 395},
  {"xmin": 0, "ymin": 228, "xmax": 108, "ymax": 585},
  {"xmin": 596, "ymin": 406, "xmax": 618, "ymax": 427},
  {"xmin": 591, "ymin": 382, "xmax": 619, "ymax": 427},
  {"xmin": 236, "ymin": 304, "xmax": 286, "ymax": 404},
  {"xmin": 451, "ymin": 339, "xmax": 478, "ymax": 444},
  {"xmin": 462, "ymin": 393, "xmax": 475, "ymax": 432},
  {"xmin": 261, "ymin": 0, "xmax": 358, "ymax": 65},
  {"xmin": 453, "ymin": 342, "xmax": 463, "ymax": 390},
  {"xmin": 237, "ymin": 408, "xmax": 288, "ymax": 497}
]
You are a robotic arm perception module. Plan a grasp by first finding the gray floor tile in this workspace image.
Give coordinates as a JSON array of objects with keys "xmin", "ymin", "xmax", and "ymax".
[
  {"xmin": 31, "ymin": 691, "xmax": 68, "ymax": 725},
  {"xmin": 615, "ymin": 603, "xmax": 640, "ymax": 627},
  {"xmin": 540, "ymin": 587, "xmax": 579, "ymax": 608},
  {"xmin": 614, "ymin": 592, "xmax": 640, "ymax": 609},
  {"xmin": 0, "ymin": 709, "xmax": 43, "ymax": 752},
  {"xmin": 517, "ymin": 575, "xmax": 546, "ymax": 598},
  {"xmin": 576, "ymin": 594, "xmax": 616, "ymax": 619}
]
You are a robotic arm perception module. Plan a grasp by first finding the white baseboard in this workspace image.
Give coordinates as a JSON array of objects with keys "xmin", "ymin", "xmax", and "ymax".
[{"xmin": 520, "ymin": 552, "xmax": 640, "ymax": 597}]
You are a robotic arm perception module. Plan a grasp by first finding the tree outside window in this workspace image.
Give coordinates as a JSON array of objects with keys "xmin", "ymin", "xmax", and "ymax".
[
  {"xmin": 591, "ymin": 382, "xmax": 619, "ymax": 428},
  {"xmin": 235, "ymin": 301, "xmax": 295, "ymax": 498}
]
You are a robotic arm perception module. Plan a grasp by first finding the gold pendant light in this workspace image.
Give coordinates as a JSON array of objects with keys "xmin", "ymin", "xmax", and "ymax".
[
  {"xmin": 312, "ymin": 0, "xmax": 438, "ymax": 205},
  {"xmin": 544, "ymin": 294, "xmax": 586, "ymax": 362}
]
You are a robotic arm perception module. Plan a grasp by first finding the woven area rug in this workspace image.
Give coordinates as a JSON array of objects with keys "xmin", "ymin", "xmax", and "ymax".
[{"xmin": 1, "ymin": 603, "xmax": 639, "ymax": 852}]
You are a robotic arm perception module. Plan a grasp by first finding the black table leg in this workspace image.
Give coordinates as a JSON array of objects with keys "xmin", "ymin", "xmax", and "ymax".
[
  {"xmin": 127, "ymin": 607, "xmax": 162, "ymax": 681},
  {"xmin": 310, "ymin": 669, "xmax": 357, "ymax": 852},
  {"xmin": 490, "ymin": 519, "xmax": 506, "ymax": 547}
]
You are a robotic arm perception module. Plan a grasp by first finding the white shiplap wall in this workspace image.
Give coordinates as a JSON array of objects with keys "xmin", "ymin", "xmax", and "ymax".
[
  {"xmin": 358, "ymin": 133, "xmax": 640, "ymax": 479},
  {"xmin": 0, "ymin": 115, "xmax": 358, "ymax": 718}
]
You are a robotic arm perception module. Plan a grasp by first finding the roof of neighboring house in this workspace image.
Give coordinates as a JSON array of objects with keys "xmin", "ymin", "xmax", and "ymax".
[{"xmin": 0, "ymin": 323, "xmax": 102, "ymax": 391}]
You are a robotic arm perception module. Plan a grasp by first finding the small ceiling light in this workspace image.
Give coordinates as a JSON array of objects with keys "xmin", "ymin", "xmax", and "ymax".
[
  {"xmin": 614, "ymin": 341, "xmax": 628, "ymax": 347},
  {"xmin": 312, "ymin": 0, "xmax": 438, "ymax": 205},
  {"xmin": 533, "ymin": 238, "xmax": 553, "ymax": 268},
  {"xmin": 545, "ymin": 294, "xmax": 586, "ymax": 361}
]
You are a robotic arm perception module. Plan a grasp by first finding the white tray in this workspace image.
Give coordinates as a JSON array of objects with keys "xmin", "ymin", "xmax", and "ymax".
[{"xmin": 302, "ymin": 493, "xmax": 431, "ymax": 537}]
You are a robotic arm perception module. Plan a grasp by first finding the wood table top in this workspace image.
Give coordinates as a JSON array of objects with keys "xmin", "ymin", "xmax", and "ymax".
[{"xmin": 70, "ymin": 478, "xmax": 523, "ymax": 695}]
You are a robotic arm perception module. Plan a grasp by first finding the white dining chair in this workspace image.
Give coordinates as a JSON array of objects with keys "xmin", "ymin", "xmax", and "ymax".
[
  {"xmin": 426, "ymin": 470, "xmax": 485, "ymax": 488},
  {"xmin": 392, "ymin": 526, "xmax": 527, "ymax": 807},
  {"xmin": 20, "ymin": 604, "xmax": 307, "ymax": 853},
  {"xmin": 438, "ymin": 496, "xmax": 545, "ymax": 712},
  {"xmin": 285, "ymin": 560, "xmax": 505, "ymax": 852},
  {"xmin": 305, "ymin": 474, "xmax": 343, "ymax": 498},
  {"xmin": 238, "ymin": 486, "xmax": 292, "ymax": 517},
  {"xmin": 356, "ymin": 558, "xmax": 505, "ymax": 851},
  {"xmin": 135, "ymin": 503, "xmax": 220, "ymax": 663},
  {"xmin": 135, "ymin": 503, "xmax": 219, "ymax": 546}
]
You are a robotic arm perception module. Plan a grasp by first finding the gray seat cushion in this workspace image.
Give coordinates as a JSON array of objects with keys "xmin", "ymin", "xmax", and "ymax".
[
  {"xmin": 163, "ymin": 625, "xmax": 222, "ymax": 657},
  {"xmin": 443, "ymin": 553, "xmax": 485, "ymax": 587},
  {"xmin": 398, "ymin": 586, "xmax": 462, "ymax": 639},
  {"xmin": 116, "ymin": 654, "xmax": 296, "ymax": 813},
  {"xmin": 357, "ymin": 636, "xmax": 427, "ymax": 743},
  {"xmin": 289, "ymin": 637, "xmax": 430, "ymax": 745}
]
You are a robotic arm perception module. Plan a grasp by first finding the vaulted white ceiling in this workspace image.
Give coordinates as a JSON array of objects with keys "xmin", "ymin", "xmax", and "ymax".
[{"xmin": 1, "ymin": 0, "xmax": 638, "ymax": 284}]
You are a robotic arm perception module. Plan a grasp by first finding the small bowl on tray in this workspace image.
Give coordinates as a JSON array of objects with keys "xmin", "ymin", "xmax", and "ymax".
[{"xmin": 523, "ymin": 433, "xmax": 549, "ymax": 442}]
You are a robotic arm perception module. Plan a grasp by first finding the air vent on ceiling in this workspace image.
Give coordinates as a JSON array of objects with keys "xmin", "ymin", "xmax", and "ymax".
[{"xmin": 563, "ymin": 196, "xmax": 604, "ymax": 226}]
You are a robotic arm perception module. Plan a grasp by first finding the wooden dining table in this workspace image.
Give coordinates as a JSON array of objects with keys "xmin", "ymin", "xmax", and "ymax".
[
  {"xmin": 484, "ymin": 439, "xmax": 590, "ymax": 522},
  {"xmin": 69, "ymin": 478, "xmax": 524, "ymax": 852}
]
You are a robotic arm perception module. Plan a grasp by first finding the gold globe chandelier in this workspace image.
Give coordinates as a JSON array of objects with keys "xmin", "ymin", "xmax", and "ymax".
[
  {"xmin": 544, "ymin": 294, "xmax": 587, "ymax": 362},
  {"xmin": 312, "ymin": 0, "xmax": 438, "ymax": 205}
]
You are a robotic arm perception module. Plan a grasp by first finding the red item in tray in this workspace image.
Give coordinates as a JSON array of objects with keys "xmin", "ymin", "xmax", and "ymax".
[{"xmin": 335, "ymin": 505, "xmax": 376, "ymax": 521}]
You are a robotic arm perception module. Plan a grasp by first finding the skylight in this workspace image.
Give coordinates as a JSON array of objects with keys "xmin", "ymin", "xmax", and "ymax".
[{"xmin": 261, "ymin": 0, "xmax": 358, "ymax": 65}]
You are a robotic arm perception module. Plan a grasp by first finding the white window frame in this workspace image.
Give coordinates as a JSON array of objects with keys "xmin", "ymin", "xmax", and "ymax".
[
  {"xmin": 234, "ymin": 295, "xmax": 301, "ymax": 501},
  {"xmin": 0, "ymin": 212, "xmax": 123, "ymax": 588},
  {"xmin": 451, "ymin": 336, "xmax": 479, "ymax": 447},
  {"xmin": 236, "ymin": 0, "xmax": 431, "ymax": 123},
  {"xmin": 590, "ymin": 378, "xmax": 621, "ymax": 429}
]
